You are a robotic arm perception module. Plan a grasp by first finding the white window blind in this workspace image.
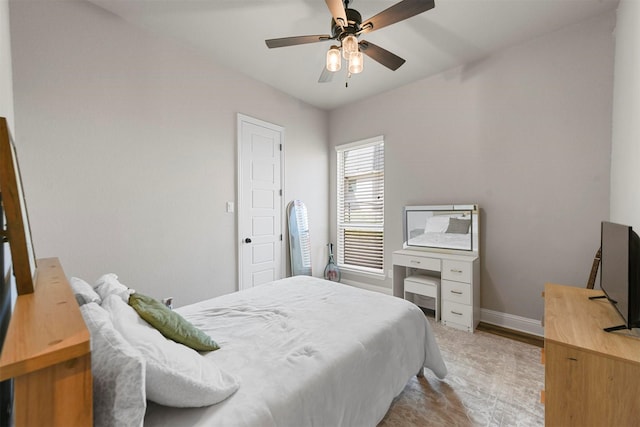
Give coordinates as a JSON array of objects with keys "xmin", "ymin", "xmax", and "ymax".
[{"xmin": 336, "ymin": 137, "xmax": 384, "ymax": 274}]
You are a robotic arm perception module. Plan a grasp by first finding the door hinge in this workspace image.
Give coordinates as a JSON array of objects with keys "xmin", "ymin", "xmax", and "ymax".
[
  {"xmin": 279, "ymin": 144, "xmax": 282, "ymax": 151},
  {"xmin": 279, "ymin": 189, "xmax": 282, "ymax": 196},
  {"xmin": 280, "ymin": 234, "xmax": 283, "ymax": 241}
]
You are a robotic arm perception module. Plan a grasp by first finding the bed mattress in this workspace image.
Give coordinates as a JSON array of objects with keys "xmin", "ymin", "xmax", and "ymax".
[{"xmin": 144, "ymin": 275, "xmax": 447, "ymax": 426}]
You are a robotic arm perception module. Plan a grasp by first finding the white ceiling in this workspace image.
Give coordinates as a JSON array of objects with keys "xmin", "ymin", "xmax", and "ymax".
[{"xmin": 88, "ymin": 0, "xmax": 619, "ymax": 110}]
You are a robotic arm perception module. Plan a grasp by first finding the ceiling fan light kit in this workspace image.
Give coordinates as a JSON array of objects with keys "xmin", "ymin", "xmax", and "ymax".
[
  {"xmin": 265, "ymin": 0, "xmax": 435, "ymax": 82},
  {"xmin": 348, "ymin": 51, "xmax": 364, "ymax": 74},
  {"xmin": 341, "ymin": 34, "xmax": 359, "ymax": 60},
  {"xmin": 327, "ymin": 45, "xmax": 342, "ymax": 72}
]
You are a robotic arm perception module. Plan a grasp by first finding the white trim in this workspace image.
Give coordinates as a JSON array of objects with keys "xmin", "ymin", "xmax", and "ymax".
[
  {"xmin": 340, "ymin": 278, "xmax": 393, "ymax": 296},
  {"xmin": 335, "ymin": 137, "xmax": 385, "ymax": 274},
  {"xmin": 479, "ymin": 308, "xmax": 544, "ymax": 337},
  {"xmin": 339, "ymin": 266, "xmax": 386, "ymax": 280},
  {"xmin": 335, "ymin": 135, "xmax": 384, "ymax": 152}
]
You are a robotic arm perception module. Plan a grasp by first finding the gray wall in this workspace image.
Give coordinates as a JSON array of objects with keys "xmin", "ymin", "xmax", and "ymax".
[
  {"xmin": 9, "ymin": 0, "xmax": 329, "ymax": 306},
  {"xmin": 7, "ymin": 1, "xmax": 621, "ymax": 323},
  {"xmin": 610, "ymin": 0, "xmax": 640, "ymax": 229},
  {"xmin": 0, "ymin": 1, "xmax": 13, "ymax": 126},
  {"xmin": 329, "ymin": 13, "xmax": 615, "ymax": 321}
]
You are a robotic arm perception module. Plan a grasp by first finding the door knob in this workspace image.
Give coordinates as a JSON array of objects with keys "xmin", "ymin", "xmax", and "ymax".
[{"xmin": 244, "ymin": 238, "xmax": 252, "ymax": 243}]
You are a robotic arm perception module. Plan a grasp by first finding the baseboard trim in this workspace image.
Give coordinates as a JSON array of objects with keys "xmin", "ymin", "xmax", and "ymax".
[
  {"xmin": 341, "ymin": 279, "xmax": 393, "ymax": 295},
  {"xmin": 480, "ymin": 308, "xmax": 544, "ymax": 337}
]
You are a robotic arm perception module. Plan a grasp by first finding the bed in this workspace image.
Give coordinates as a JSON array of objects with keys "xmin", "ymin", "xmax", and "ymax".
[
  {"xmin": 0, "ymin": 116, "xmax": 447, "ymax": 426},
  {"xmin": 144, "ymin": 275, "xmax": 446, "ymax": 426}
]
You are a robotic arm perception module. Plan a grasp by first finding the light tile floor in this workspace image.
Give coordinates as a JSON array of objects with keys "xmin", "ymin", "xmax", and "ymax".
[{"xmin": 379, "ymin": 317, "xmax": 545, "ymax": 427}]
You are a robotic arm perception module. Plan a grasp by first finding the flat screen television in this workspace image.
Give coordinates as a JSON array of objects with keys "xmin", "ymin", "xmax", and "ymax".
[
  {"xmin": 403, "ymin": 204, "xmax": 479, "ymax": 254},
  {"xmin": 599, "ymin": 221, "xmax": 640, "ymax": 331}
]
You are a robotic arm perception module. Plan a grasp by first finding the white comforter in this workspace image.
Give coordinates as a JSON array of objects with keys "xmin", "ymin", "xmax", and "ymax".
[{"xmin": 144, "ymin": 276, "xmax": 447, "ymax": 427}]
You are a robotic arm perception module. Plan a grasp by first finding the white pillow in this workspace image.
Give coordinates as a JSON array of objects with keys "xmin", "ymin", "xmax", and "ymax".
[
  {"xmin": 424, "ymin": 215, "xmax": 450, "ymax": 233},
  {"xmin": 70, "ymin": 277, "xmax": 101, "ymax": 306},
  {"xmin": 94, "ymin": 273, "xmax": 134, "ymax": 302},
  {"xmin": 80, "ymin": 303, "xmax": 146, "ymax": 427},
  {"xmin": 101, "ymin": 294, "xmax": 240, "ymax": 407}
]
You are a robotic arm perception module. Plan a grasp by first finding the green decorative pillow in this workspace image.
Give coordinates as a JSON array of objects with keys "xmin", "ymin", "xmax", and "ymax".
[
  {"xmin": 446, "ymin": 217, "xmax": 471, "ymax": 234},
  {"xmin": 128, "ymin": 293, "xmax": 220, "ymax": 352}
]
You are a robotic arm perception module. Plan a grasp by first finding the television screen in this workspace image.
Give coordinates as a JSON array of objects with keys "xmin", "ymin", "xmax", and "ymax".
[{"xmin": 600, "ymin": 221, "xmax": 640, "ymax": 330}]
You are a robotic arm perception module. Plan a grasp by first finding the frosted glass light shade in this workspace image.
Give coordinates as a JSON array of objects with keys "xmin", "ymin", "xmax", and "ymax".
[
  {"xmin": 326, "ymin": 46, "xmax": 341, "ymax": 72},
  {"xmin": 348, "ymin": 51, "xmax": 364, "ymax": 74},
  {"xmin": 342, "ymin": 35, "xmax": 358, "ymax": 60}
]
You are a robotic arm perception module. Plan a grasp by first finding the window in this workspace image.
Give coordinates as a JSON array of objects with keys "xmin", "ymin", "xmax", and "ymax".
[{"xmin": 336, "ymin": 136, "xmax": 384, "ymax": 275}]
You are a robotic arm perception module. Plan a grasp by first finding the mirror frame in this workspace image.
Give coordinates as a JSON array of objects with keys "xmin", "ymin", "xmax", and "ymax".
[{"xmin": 0, "ymin": 117, "xmax": 36, "ymax": 294}]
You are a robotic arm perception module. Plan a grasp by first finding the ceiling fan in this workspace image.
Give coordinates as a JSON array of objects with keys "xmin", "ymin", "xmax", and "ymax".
[{"xmin": 265, "ymin": 0, "xmax": 436, "ymax": 83}]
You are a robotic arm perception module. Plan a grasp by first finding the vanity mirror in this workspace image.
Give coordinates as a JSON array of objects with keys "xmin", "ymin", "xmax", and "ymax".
[{"xmin": 403, "ymin": 204, "xmax": 479, "ymax": 254}]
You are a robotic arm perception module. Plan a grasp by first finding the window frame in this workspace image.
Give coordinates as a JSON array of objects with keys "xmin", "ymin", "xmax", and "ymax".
[{"xmin": 335, "ymin": 136, "xmax": 385, "ymax": 277}]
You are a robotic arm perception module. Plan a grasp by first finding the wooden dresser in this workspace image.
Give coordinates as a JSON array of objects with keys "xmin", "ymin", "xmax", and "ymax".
[
  {"xmin": 0, "ymin": 258, "xmax": 92, "ymax": 426},
  {"xmin": 544, "ymin": 283, "xmax": 640, "ymax": 426},
  {"xmin": 0, "ymin": 118, "xmax": 92, "ymax": 425}
]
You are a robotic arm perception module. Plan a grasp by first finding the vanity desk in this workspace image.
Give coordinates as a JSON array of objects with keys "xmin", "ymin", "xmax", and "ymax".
[{"xmin": 393, "ymin": 249, "xmax": 480, "ymax": 332}]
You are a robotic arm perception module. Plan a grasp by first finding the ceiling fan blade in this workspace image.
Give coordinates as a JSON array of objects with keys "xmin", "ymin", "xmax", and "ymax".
[
  {"xmin": 265, "ymin": 35, "xmax": 331, "ymax": 49},
  {"xmin": 359, "ymin": 40, "xmax": 406, "ymax": 71},
  {"xmin": 360, "ymin": 0, "xmax": 435, "ymax": 34},
  {"xmin": 325, "ymin": 0, "xmax": 348, "ymax": 29},
  {"xmin": 318, "ymin": 67, "xmax": 334, "ymax": 83}
]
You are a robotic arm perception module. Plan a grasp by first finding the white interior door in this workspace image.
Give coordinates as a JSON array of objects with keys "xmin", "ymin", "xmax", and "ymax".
[{"xmin": 237, "ymin": 114, "xmax": 284, "ymax": 290}]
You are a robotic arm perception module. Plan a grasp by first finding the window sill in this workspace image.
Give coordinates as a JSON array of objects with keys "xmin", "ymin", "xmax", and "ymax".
[{"xmin": 338, "ymin": 266, "xmax": 386, "ymax": 281}]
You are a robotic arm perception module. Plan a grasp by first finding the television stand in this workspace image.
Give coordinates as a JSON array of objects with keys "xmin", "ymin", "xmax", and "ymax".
[
  {"xmin": 544, "ymin": 283, "xmax": 640, "ymax": 425},
  {"xmin": 603, "ymin": 324, "xmax": 629, "ymax": 333},
  {"xmin": 587, "ymin": 295, "xmax": 628, "ymax": 331}
]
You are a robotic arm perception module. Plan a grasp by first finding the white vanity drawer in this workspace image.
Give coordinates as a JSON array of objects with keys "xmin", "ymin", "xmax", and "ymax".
[
  {"xmin": 442, "ymin": 301, "xmax": 473, "ymax": 329},
  {"xmin": 393, "ymin": 253, "xmax": 441, "ymax": 272},
  {"xmin": 405, "ymin": 275, "xmax": 439, "ymax": 299},
  {"xmin": 442, "ymin": 260, "xmax": 472, "ymax": 283},
  {"xmin": 442, "ymin": 280, "xmax": 471, "ymax": 305}
]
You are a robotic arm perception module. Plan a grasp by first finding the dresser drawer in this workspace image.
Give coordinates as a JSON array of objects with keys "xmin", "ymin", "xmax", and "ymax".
[
  {"xmin": 442, "ymin": 300, "xmax": 472, "ymax": 328},
  {"xmin": 442, "ymin": 260, "xmax": 472, "ymax": 283},
  {"xmin": 442, "ymin": 279, "xmax": 471, "ymax": 304},
  {"xmin": 392, "ymin": 253, "xmax": 441, "ymax": 272}
]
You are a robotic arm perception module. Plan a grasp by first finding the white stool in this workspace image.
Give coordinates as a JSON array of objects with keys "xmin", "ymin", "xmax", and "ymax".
[{"xmin": 404, "ymin": 275, "xmax": 441, "ymax": 321}]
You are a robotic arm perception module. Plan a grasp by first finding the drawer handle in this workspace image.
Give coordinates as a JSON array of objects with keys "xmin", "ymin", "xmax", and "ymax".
[
  {"xmin": 451, "ymin": 311, "xmax": 463, "ymax": 316},
  {"xmin": 410, "ymin": 260, "xmax": 421, "ymax": 265},
  {"xmin": 450, "ymin": 269, "xmax": 463, "ymax": 273},
  {"xmin": 450, "ymin": 290, "xmax": 463, "ymax": 295}
]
